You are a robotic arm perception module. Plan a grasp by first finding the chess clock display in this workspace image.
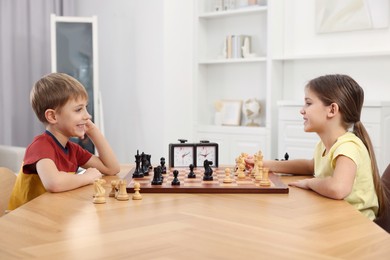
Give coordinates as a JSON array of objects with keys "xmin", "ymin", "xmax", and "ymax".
[
  {"xmin": 195, "ymin": 140, "xmax": 218, "ymax": 167},
  {"xmin": 169, "ymin": 139, "xmax": 196, "ymax": 168}
]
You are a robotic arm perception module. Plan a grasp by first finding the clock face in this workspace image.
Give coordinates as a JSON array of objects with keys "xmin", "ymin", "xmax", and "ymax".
[
  {"xmin": 196, "ymin": 145, "xmax": 217, "ymax": 167},
  {"xmin": 172, "ymin": 146, "xmax": 195, "ymax": 167}
]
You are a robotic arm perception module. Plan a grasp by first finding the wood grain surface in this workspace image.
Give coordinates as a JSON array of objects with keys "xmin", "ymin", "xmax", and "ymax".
[{"xmin": 0, "ymin": 165, "xmax": 389, "ymax": 259}]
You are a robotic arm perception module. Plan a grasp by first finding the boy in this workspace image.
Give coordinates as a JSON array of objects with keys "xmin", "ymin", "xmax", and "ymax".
[{"xmin": 8, "ymin": 73, "xmax": 120, "ymax": 210}]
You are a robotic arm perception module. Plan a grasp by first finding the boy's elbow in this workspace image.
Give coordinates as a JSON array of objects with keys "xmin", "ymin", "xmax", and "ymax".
[
  {"xmin": 106, "ymin": 165, "xmax": 120, "ymax": 176},
  {"xmin": 45, "ymin": 182, "xmax": 64, "ymax": 193}
]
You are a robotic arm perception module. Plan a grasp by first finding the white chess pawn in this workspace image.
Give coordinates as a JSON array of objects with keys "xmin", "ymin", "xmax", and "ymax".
[
  {"xmin": 109, "ymin": 180, "xmax": 117, "ymax": 197},
  {"xmin": 132, "ymin": 182, "xmax": 142, "ymax": 200},
  {"xmin": 237, "ymin": 163, "xmax": 246, "ymax": 179},
  {"xmin": 223, "ymin": 168, "xmax": 233, "ymax": 183}
]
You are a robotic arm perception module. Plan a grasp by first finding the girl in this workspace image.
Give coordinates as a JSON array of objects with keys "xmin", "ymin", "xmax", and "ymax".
[{"xmin": 246, "ymin": 74, "xmax": 385, "ymax": 220}]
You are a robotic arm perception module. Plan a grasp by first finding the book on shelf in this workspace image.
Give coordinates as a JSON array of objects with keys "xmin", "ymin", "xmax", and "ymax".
[{"xmin": 225, "ymin": 35, "xmax": 250, "ymax": 59}]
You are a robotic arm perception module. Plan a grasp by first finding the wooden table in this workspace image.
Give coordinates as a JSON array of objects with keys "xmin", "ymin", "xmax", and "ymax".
[{"xmin": 1, "ymin": 165, "xmax": 389, "ymax": 259}]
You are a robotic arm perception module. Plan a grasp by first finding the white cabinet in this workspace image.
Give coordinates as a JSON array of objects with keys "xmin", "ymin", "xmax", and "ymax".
[
  {"xmin": 278, "ymin": 101, "xmax": 390, "ymax": 175},
  {"xmin": 194, "ymin": 0, "xmax": 276, "ymax": 164}
]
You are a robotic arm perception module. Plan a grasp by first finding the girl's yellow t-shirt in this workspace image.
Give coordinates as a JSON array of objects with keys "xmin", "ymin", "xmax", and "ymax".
[{"xmin": 314, "ymin": 132, "xmax": 378, "ymax": 220}]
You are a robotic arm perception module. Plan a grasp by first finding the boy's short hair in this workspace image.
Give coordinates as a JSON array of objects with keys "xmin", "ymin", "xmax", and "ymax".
[{"xmin": 30, "ymin": 73, "xmax": 88, "ymax": 123}]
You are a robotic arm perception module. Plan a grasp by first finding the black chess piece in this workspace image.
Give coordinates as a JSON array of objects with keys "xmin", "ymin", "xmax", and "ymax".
[
  {"xmin": 203, "ymin": 159, "xmax": 213, "ymax": 181},
  {"xmin": 141, "ymin": 152, "xmax": 149, "ymax": 176},
  {"xmin": 160, "ymin": 157, "xmax": 167, "ymax": 174},
  {"xmin": 284, "ymin": 152, "xmax": 289, "ymax": 161},
  {"xmin": 132, "ymin": 150, "xmax": 144, "ymax": 178},
  {"xmin": 188, "ymin": 164, "xmax": 196, "ymax": 178},
  {"xmin": 171, "ymin": 170, "xmax": 180, "ymax": 185},
  {"xmin": 151, "ymin": 166, "xmax": 163, "ymax": 185},
  {"xmin": 146, "ymin": 154, "xmax": 153, "ymax": 171}
]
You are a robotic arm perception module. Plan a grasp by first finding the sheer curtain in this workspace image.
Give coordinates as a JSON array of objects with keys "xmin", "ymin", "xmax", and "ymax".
[{"xmin": 0, "ymin": 0, "xmax": 74, "ymax": 147}]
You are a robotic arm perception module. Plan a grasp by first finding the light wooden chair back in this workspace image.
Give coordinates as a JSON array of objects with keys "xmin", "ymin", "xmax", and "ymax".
[
  {"xmin": 374, "ymin": 164, "xmax": 390, "ymax": 233},
  {"xmin": 0, "ymin": 167, "xmax": 16, "ymax": 217}
]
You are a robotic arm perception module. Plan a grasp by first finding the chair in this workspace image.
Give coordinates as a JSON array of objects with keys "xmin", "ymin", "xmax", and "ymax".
[
  {"xmin": 0, "ymin": 145, "xmax": 25, "ymax": 173},
  {"xmin": 374, "ymin": 164, "xmax": 390, "ymax": 233},
  {"xmin": 0, "ymin": 167, "xmax": 17, "ymax": 217}
]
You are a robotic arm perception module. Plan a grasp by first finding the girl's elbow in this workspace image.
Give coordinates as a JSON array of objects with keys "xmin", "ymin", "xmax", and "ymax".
[{"xmin": 329, "ymin": 187, "xmax": 350, "ymax": 200}]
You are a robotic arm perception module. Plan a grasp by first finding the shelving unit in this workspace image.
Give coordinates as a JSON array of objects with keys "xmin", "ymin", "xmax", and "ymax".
[
  {"xmin": 273, "ymin": 0, "xmax": 390, "ymax": 173},
  {"xmin": 194, "ymin": 0, "xmax": 275, "ymax": 164}
]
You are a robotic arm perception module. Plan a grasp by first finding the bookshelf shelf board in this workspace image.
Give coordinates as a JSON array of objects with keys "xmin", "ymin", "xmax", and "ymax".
[
  {"xmin": 199, "ymin": 5, "xmax": 267, "ymax": 19},
  {"xmin": 198, "ymin": 57, "xmax": 266, "ymax": 64},
  {"xmin": 273, "ymin": 51, "xmax": 390, "ymax": 61}
]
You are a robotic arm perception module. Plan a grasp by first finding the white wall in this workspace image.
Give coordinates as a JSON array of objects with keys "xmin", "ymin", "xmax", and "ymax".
[
  {"xmin": 73, "ymin": 0, "xmax": 193, "ymax": 164},
  {"xmin": 279, "ymin": 0, "xmax": 390, "ymax": 102},
  {"xmin": 72, "ymin": 0, "xmax": 390, "ymax": 164}
]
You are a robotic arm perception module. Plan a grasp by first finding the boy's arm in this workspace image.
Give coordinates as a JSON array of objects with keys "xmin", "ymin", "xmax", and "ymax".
[
  {"xmin": 36, "ymin": 158, "xmax": 102, "ymax": 192},
  {"xmin": 82, "ymin": 119, "xmax": 120, "ymax": 175}
]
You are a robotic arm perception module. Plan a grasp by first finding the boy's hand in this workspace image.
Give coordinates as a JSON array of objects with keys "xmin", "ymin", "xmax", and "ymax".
[
  {"xmin": 83, "ymin": 167, "xmax": 103, "ymax": 183},
  {"xmin": 81, "ymin": 119, "xmax": 97, "ymax": 139}
]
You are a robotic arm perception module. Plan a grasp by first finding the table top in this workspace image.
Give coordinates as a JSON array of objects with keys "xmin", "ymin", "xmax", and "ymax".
[{"xmin": 0, "ymin": 165, "xmax": 389, "ymax": 259}]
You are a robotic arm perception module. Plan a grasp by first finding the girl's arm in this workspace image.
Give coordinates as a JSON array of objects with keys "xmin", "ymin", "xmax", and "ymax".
[
  {"xmin": 289, "ymin": 155, "xmax": 356, "ymax": 200},
  {"xmin": 264, "ymin": 159, "xmax": 314, "ymax": 175},
  {"xmin": 245, "ymin": 156, "xmax": 314, "ymax": 175},
  {"xmin": 82, "ymin": 119, "xmax": 120, "ymax": 176}
]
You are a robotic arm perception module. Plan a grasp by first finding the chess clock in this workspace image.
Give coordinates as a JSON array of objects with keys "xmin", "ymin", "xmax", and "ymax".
[
  {"xmin": 169, "ymin": 139, "xmax": 196, "ymax": 168},
  {"xmin": 195, "ymin": 140, "xmax": 219, "ymax": 167}
]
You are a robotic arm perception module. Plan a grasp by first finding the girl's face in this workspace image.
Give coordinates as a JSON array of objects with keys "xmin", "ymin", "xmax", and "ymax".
[
  {"xmin": 300, "ymin": 87, "xmax": 329, "ymax": 133},
  {"xmin": 55, "ymin": 97, "xmax": 91, "ymax": 139}
]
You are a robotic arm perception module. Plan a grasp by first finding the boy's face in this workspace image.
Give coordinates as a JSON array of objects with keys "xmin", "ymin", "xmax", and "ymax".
[{"xmin": 54, "ymin": 97, "xmax": 91, "ymax": 139}]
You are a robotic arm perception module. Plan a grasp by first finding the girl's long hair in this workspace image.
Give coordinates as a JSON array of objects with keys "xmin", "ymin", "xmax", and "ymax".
[{"xmin": 307, "ymin": 74, "xmax": 386, "ymax": 216}]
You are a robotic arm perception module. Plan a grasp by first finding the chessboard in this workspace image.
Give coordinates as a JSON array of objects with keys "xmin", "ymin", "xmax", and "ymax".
[{"xmin": 124, "ymin": 167, "xmax": 289, "ymax": 194}]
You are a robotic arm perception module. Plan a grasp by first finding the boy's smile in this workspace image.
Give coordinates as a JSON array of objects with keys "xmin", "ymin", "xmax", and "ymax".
[{"xmin": 47, "ymin": 97, "xmax": 91, "ymax": 146}]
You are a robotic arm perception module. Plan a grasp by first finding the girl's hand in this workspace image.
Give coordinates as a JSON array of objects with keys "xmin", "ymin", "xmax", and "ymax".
[
  {"xmin": 289, "ymin": 178, "xmax": 312, "ymax": 190},
  {"xmin": 244, "ymin": 155, "xmax": 254, "ymax": 168}
]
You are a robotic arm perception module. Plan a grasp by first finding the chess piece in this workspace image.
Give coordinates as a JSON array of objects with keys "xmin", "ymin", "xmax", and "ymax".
[
  {"xmin": 260, "ymin": 167, "xmax": 271, "ymax": 186},
  {"xmin": 93, "ymin": 179, "xmax": 106, "ymax": 204},
  {"xmin": 188, "ymin": 164, "xmax": 196, "ymax": 178},
  {"xmin": 160, "ymin": 157, "xmax": 167, "ymax": 174},
  {"xmin": 151, "ymin": 166, "xmax": 163, "ymax": 185},
  {"xmin": 109, "ymin": 180, "xmax": 117, "ymax": 197},
  {"xmin": 203, "ymin": 159, "xmax": 213, "ymax": 181},
  {"xmin": 284, "ymin": 152, "xmax": 289, "ymax": 161},
  {"xmin": 116, "ymin": 180, "xmax": 130, "ymax": 200},
  {"xmin": 171, "ymin": 170, "xmax": 180, "ymax": 185},
  {"xmin": 141, "ymin": 152, "xmax": 149, "ymax": 176},
  {"xmin": 146, "ymin": 154, "xmax": 153, "ymax": 171},
  {"xmin": 223, "ymin": 168, "xmax": 232, "ymax": 183},
  {"xmin": 132, "ymin": 182, "xmax": 142, "ymax": 200},
  {"xmin": 132, "ymin": 150, "xmax": 144, "ymax": 178},
  {"xmin": 237, "ymin": 163, "xmax": 246, "ymax": 180}
]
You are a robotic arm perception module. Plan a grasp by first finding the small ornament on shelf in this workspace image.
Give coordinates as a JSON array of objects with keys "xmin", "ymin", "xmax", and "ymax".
[
  {"xmin": 242, "ymin": 36, "xmax": 257, "ymax": 59},
  {"xmin": 243, "ymin": 98, "xmax": 261, "ymax": 126}
]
